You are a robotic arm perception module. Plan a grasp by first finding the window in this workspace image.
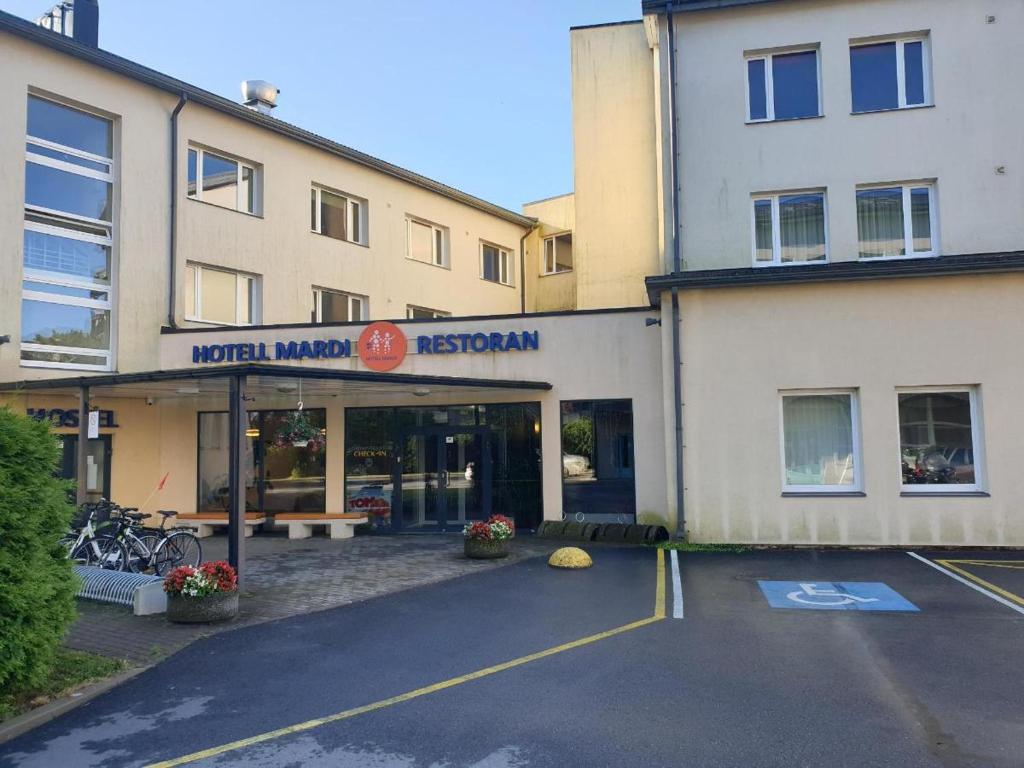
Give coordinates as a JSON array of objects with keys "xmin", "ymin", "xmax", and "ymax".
[
  {"xmin": 406, "ymin": 305, "xmax": 450, "ymax": 320},
  {"xmin": 561, "ymin": 400, "xmax": 636, "ymax": 522},
  {"xmin": 311, "ymin": 288, "xmax": 365, "ymax": 323},
  {"xmin": 543, "ymin": 233, "xmax": 573, "ymax": 274},
  {"xmin": 406, "ymin": 217, "xmax": 447, "ymax": 267},
  {"xmin": 22, "ymin": 95, "xmax": 114, "ymax": 371},
  {"xmin": 751, "ymin": 191, "xmax": 827, "ymax": 265},
  {"xmin": 899, "ymin": 389, "xmax": 982, "ymax": 492},
  {"xmin": 311, "ymin": 186, "xmax": 367, "ymax": 245},
  {"xmin": 746, "ymin": 48, "xmax": 820, "ymax": 122},
  {"xmin": 850, "ymin": 36, "xmax": 930, "ymax": 113},
  {"xmin": 184, "ymin": 263, "xmax": 259, "ymax": 325},
  {"xmin": 481, "ymin": 242, "xmax": 513, "ymax": 286},
  {"xmin": 780, "ymin": 391, "xmax": 861, "ymax": 492},
  {"xmin": 856, "ymin": 183, "xmax": 936, "ymax": 259},
  {"xmin": 187, "ymin": 146, "xmax": 259, "ymax": 214}
]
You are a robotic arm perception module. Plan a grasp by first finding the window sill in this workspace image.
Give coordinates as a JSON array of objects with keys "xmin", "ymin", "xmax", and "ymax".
[
  {"xmin": 187, "ymin": 197, "xmax": 262, "ymax": 219},
  {"xmin": 311, "ymin": 230, "xmax": 369, "ymax": 248},
  {"xmin": 746, "ymin": 114, "xmax": 824, "ymax": 125},
  {"xmin": 754, "ymin": 259, "xmax": 828, "ymax": 268},
  {"xmin": 858, "ymin": 253, "xmax": 939, "ymax": 263},
  {"xmin": 481, "ymin": 278, "xmax": 516, "ymax": 289},
  {"xmin": 850, "ymin": 103, "xmax": 934, "ymax": 116},
  {"xmin": 405, "ymin": 256, "xmax": 451, "ymax": 271},
  {"xmin": 782, "ymin": 491, "xmax": 866, "ymax": 497},
  {"xmin": 540, "ymin": 270, "xmax": 574, "ymax": 277},
  {"xmin": 900, "ymin": 491, "xmax": 989, "ymax": 498}
]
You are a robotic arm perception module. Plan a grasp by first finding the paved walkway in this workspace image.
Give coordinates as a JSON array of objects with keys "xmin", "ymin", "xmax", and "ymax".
[{"xmin": 65, "ymin": 533, "xmax": 553, "ymax": 663}]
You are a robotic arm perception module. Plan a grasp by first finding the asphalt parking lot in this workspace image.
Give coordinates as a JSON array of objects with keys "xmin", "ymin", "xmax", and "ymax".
[{"xmin": 1, "ymin": 545, "xmax": 1021, "ymax": 768}]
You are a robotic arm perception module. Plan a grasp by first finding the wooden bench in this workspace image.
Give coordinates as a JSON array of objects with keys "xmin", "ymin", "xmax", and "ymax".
[
  {"xmin": 177, "ymin": 512, "xmax": 267, "ymax": 538},
  {"xmin": 273, "ymin": 513, "xmax": 368, "ymax": 540}
]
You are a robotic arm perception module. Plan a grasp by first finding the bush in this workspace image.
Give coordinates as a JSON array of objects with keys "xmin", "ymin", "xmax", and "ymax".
[{"xmin": 0, "ymin": 407, "xmax": 77, "ymax": 699}]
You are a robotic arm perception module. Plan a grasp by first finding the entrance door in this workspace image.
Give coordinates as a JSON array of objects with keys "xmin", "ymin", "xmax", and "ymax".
[
  {"xmin": 59, "ymin": 435, "xmax": 112, "ymax": 503},
  {"xmin": 395, "ymin": 427, "xmax": 490, "ymax": 532}
]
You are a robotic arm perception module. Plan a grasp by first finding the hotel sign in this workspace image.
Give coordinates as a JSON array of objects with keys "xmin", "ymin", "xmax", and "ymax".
[{"xmin": 191, "ymin": 325, "xmax": 540, "ymax": 368}]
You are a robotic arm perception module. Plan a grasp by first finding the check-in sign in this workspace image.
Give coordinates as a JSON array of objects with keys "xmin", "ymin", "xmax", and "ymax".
[{"xmin": 758, "ymin": 581, "xmax": 919, "ymax": 612}]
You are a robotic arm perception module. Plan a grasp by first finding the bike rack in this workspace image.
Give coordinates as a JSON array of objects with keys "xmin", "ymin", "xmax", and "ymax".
[{"xmin": 73, "ymin": 566, "xmax": 167, "ymax": 616}]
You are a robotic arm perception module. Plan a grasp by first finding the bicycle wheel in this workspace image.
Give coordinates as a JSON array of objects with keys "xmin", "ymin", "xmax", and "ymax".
[
  {"xmin": 127, "ymin": 532, "xmax": 161, "ymax": 574},
  {"xmin": 73, "ymin": 535, "xmax": 128, "ymax": 570},
  {"xmin": 69, "ymin": 537, "xmax": 99, "ymax": 565},
  {"xmin": 59, "ymin": 534, "xmax": 80, "ymax": 558},
  {"xmin": 154, "ymin": 531, "xmax": 202, "ymax": 576}
]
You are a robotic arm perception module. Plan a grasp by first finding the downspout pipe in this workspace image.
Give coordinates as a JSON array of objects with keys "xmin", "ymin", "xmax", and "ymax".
[
  {"xmin": 666, "ymin": 9, "xmax": 686, "ymax": 539},
  {"xmin": 168, "ymin": 93, "xmax": 188, "ymax": 329},
  {"xmin": 519, "ymin": 224, "xmax": 537, "ymax": 314}
]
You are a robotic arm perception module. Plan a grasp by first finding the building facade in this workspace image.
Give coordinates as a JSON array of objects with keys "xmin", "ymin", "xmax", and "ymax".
[{"xmin": 2, "ymin": 0, "xmax": 1022, "ymax": 548}]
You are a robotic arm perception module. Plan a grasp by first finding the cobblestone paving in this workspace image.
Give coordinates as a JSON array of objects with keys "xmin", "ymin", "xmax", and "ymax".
[{"xmin": 65, "ymin": 534, "xmax": 554, "ymax": 664}]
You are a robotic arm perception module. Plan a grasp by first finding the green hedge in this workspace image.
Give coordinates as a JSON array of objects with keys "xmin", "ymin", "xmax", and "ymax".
[{"xmin": 0, "ymin": 406, "xmax": 77, "ymax": 698}]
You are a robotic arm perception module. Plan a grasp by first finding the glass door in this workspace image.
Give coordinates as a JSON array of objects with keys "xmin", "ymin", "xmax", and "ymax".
[
  {"xmin": 59, "ymin": 435, "xmax": 112, "ymax": 503},
  {"xmin": 395, "ymin": 427, "xmax": 490, "ymax": 532}
]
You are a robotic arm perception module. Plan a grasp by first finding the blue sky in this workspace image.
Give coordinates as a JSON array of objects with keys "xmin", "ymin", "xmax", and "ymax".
[{"xmin": 5, "ymin": 0, "xmax": 640, "ymax": 211}]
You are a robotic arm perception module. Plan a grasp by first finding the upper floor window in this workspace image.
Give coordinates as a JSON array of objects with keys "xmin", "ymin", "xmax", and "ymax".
[
  {"xmin": 311, "ymin": 185, "xmax": 367, "ymax": 245},
  {"xmin": 746, "ymin": 48, "xmax": 820, "ymax": 122},
  {"xmin": 184, "ymin": 262, "xmax": 260, "ymax": 325},
  {"xmin": 751, "ymin": 190, "xmax": 827, "ymax": 266},
  {"xmin": 850, "ymin": 35, "xmax": 931, "ymax": 113},
  {"xmin": 407, "ymin": 305, "xmax": 450, "ymax": 320},
  {"xmin": 22, "ymin": 95, "xmax": 114, "ymax": 371},
  {"xmin": 856, "ymin": 182, "xmax": 936, "ymax": 259},
  {"xmin": 187, "ymin": 146, "xmax": 259, "ymax": 215},
  {"xmin": 543, "ymin": 233, "xmax": 573, "ymax": 274},
  {"xmin": 407, "ymin": 217, "xmax": 448, "ymax": 267},
  {"xmin": 481, "ymin": 242, "xmax": 513, "ymax": 286},
  {"xmin": 311, "ymin": 287, "xmax": 365, "ymax": 323}
]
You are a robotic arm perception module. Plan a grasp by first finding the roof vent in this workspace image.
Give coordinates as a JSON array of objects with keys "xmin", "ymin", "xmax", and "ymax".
[
  {"xmin": 36, "ymin": 0, "xmax": 99, "ymax": 47},
  {"xmin": 241, "ymin": 80, "xmax": 279, "ymax": 115}
]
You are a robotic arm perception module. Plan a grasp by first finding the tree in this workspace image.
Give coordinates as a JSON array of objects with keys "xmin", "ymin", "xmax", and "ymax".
[{"xmin": 0, "ymin": 407, "xmax": 77, "ymax": 697}]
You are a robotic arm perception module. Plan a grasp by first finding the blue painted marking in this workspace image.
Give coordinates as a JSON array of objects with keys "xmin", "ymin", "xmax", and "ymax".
[{"xmin": 758, "ymin": 581, "xmax": 919, "ymax": 612}]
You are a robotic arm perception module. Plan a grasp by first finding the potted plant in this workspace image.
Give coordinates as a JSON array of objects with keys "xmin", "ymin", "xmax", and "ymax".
[
  {"xmin": 463, "ymin": 514, "xmax": 515, "ymax": 559},
  {"xmin": 273, "ymin": 411, "xmax": 325, "ymax": 451},
  {"xmin": 163, "ymin": 561, "xmax": 239, "ymax": 623}
]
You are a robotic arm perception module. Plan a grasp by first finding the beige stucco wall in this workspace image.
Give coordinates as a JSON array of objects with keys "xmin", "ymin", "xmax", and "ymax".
[
  {"xmin": 147, "ymin": 309, "xmax": 666, "ymax": 523},
  {"xmin": 523, "ymin": 193, "xmax": 577, "ymax": 312},
  {"xmin": 664, "ymin": 0, "xmax": 1024, "ymax": 271},
  {"xmin": 571, "ymin": 22, "xmax": 661, "ymax": 308},
  {"xmin": 675, "ymin": 273, "xmax": 1024, "ymax": 546},
  {"xmin": 0, "ymin": 32, "xmax": 531, "ymax": 385}
]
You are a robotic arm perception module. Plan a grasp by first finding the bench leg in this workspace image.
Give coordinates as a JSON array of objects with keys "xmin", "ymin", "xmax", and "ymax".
[
  {"xmin": 288, "ymin": 523, "xmax": 313, "ymax": 540},
  {"xmin": 244, "ymin": 524, "xmax": 256, "ymax": 538},
  {"xmin": 328, "ymin": 523, "xmax": 355, "ymax": 540},
  {"xmin": 189, "ymin": 523, "xmax": 215, "ymax": 538}
]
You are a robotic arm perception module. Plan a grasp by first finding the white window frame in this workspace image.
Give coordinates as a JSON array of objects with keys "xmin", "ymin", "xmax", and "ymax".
[
  {"xmin": 311, "ymin": 185, "xmax": 368, "ymax": 245},
  {"xmin": 312, "ymin": 287, "xmax": 366, "ymax": 323},
  {"xmin": 406, "ymin": 305, "xmax": 450, "ymax": 320},
  {"xmin": 750, "ymin": 190, "xmax": 829, "ymax": 267},
  {"xmin": 856, "ymin": 181, "xmax": 938, "ymax": 260},
  {"xmin": 406, "ymin": 217, "xmax": 448, "ymax": 268},
  {"xmin": 896, "ymin": 386, "xmax": 984, "ymax": 494},
  {"xmin": 185, "ymin": 262, "xmax": 260, "ymax": 326},
  {"xmin": 188, "ymin": 146, "xmax": 259, "ymax": 215},
  {"xmin": 542, "ymin": 232, "xmax": 573, "ymax": 275},
  {"xmin": 745, "ymin": 47, "xmax": 822, "ymax": 123},
  {"xmin": 23, "ymin": 95, "xmax": 115, "ymax": 372},
  {"xmin": 480, "ymin": 241, "xmax": 514, "ymax": 286},
  {"xmin": 779, "ymin": 389, "xmax": 863, "ymax": 494},
  {"xmin": 850, "ymin": 35, "xmax": 932, "ymax": 112}
]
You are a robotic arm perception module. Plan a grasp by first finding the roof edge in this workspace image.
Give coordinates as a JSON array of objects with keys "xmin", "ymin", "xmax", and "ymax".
[
  {"xmin": 0, "ymin": 11, "xmax": 534, "ymax": 228},
  {"xmin": 645, "ymin": 251, "xmax": 1024, "ymax": 305}
]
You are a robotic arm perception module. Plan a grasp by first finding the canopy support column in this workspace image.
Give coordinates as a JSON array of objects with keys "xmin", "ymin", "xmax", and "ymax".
[
  {"xmin": 76, "ymin": 385, "xmax": 89, "ymax": 507},
  {"xmin": 227, "ymin": 374, "xmax": 248, "ymax": 585}
]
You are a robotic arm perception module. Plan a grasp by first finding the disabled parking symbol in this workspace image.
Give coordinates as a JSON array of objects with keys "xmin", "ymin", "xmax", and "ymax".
[{"xmin": 758, "ymin": 581, "xmax": 919, "ymax": 612}]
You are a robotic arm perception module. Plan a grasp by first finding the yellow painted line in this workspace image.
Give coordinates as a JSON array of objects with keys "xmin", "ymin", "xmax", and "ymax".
[
  {"xmin": 935, "ymin": 559, "xmax": 1024, "ymax": 607},
  {"xmin": 146, "ymin": 549, "xmax": 667, "ymax": 768},
  {"xmin": 944, "ymin": 559, "xmax": 1024, "ymax": 571}
]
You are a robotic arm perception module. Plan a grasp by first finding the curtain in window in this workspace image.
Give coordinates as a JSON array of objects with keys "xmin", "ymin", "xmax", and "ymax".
[
  {"xmin": 857, "ymin": 188, "xmax": 904, "ymax": 257},
  {"xmin": 783, "ymin": 395, "xmax": 855, "ymax": 486},
  {"xmin": 779, "ymin": 194, "xmax": 825, "ymax": 262}
]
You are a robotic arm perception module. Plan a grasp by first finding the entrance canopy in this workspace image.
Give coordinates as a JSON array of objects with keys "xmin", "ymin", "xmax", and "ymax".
[{"xmin": 2, "ymin": 363, "xmax": 551, "ymax": 583}]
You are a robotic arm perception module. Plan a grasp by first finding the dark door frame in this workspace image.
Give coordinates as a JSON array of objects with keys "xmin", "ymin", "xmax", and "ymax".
[
  {"xmin": 393, "ymin": 425, "xmax": 492, "ymax": 533},
  {"xmin": 61, "ymin": 434, "xmax": 112, "ymax": 501}
]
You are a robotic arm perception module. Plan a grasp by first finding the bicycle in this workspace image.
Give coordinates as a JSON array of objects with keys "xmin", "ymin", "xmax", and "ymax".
[
  {"xmin": 64, "ymin": 499, "xmax": 123, "ymax": 568},
  {"xmin": 124, "ymin": 510, "xmax": 203, "ymax": 575}
]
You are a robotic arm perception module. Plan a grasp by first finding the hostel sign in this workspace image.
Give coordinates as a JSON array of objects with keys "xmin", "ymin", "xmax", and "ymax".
[{"xmin": 190, "ymin": 324, "xmax": 540, "ymax": 369}]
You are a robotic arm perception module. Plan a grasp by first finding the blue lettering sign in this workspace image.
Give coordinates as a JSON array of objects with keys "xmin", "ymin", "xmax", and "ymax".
[
  {"xmin": 414, "ymin": 330, "xmax": 540, "ymax": 355},
  {"xmin": 193, "ymin": 339, "xmax": 352, "ymax": 365}
]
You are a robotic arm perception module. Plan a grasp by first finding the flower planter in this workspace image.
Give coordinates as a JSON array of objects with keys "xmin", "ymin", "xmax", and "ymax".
[
  {"xmin": 167, "ymin": 591, "xmax": 239, "ymax": 624},
  {"xmin": 464, "ymin": 537, "xmax": 510, "ymax": 559}
]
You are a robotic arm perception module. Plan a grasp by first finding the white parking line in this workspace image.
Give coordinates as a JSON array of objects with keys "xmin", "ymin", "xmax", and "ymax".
[
  {"xmin": 907, "ymin": 551, "xmax": 1024, "ymax": 616},
  {"xmin": 670, "ymin": 549, "xmax": 684, "ymax": 619}
]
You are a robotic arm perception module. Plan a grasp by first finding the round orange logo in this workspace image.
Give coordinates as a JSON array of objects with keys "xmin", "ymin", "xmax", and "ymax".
[{"xmin": 357, "ymin": 321, "xmax": 407, "ymax": 372}]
